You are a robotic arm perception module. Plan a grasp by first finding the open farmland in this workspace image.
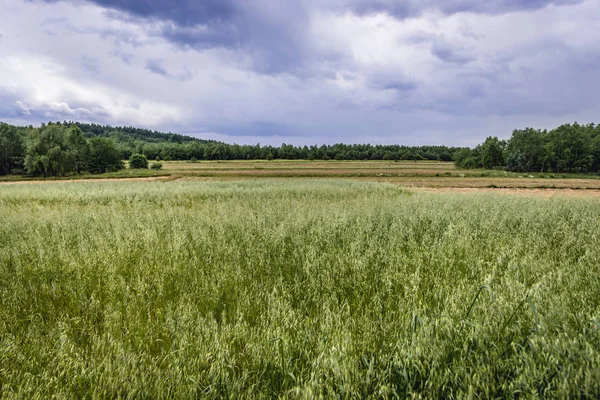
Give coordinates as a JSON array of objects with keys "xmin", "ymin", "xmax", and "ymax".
[
  {"xmin": 1, "ymin": 180, "xmax": 599, "ymax": 398},
  {"xmin": 5, "ymin": 160, "xmax": 600, "ymax": 191}
]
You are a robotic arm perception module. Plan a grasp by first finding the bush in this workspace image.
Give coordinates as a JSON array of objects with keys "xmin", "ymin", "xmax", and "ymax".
[
  {"xmin": 129, "ymin": 154, "xmax": 148, "ymax": 169},
  {"xmin": 150, "ymin": 162, "xmax": 163, "ymax": 170}
]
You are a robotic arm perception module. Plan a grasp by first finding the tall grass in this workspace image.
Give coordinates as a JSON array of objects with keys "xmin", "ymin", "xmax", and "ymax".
[{"xmin": 1, "ymin": 180, "xmax": 599, "ymax": 398}]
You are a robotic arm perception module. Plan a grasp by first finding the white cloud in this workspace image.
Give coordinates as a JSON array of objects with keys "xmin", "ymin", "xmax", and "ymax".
[{"xmin": 0, "ymin": 0, "xmax": 599, "ymax": 146}]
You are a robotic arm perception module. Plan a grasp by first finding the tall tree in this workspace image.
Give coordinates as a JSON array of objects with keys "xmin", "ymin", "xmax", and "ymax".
[
  {"xmin": 87, "ymin": 137, "xmax": 124, "ymax": 174},
  {"xmin": 504, "ymin": 128, "xmax": 548, "ymax": 172},
  {"xmin": 0, "ymin": 123, "xmax": 25, "ymax": 175},
  {"xmin": 24, "ymin": 124, "xmax": 74, "ymax": 176},
  {"xmin": 478, "ymin": 137, "xmax": 506, "ymax": 169},
  {"xmin": 67, "ymin": 125, "xmax": 90, "ymax": 174}
]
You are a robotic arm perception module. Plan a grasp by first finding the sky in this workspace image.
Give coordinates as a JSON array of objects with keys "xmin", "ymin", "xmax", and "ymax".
[{"xmin": 1, "ymin": 0, "xmax": 599, "ymax": 146}]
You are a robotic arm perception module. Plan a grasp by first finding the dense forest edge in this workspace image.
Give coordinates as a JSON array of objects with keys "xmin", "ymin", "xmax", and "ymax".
[{"xmin": 1, "ymin": 121, "xmax": 599, "ymax": 177}]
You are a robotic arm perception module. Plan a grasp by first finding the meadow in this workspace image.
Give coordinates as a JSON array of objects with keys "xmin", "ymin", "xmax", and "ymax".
[{"xmin": 1, "ymin": 179, "xmax": 600, "ymax": 398}]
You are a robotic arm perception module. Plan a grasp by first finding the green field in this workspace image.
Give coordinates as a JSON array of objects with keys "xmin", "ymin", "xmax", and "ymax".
[{"xmin": 1, "ymin": 180, "xmax": 600, "ymax": 398}]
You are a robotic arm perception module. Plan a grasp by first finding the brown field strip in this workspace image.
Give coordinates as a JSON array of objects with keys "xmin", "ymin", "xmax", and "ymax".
[
  {"xmin": 370, "ymin": 176, "xmax": 600, "ymax": 189},
  {"xmin": 162, "ymin": 161, "xmax": 455, "ymax": 171},
  {"xmin": 411, "ymin": 187, "xmax": 600, "ymax": 198}
]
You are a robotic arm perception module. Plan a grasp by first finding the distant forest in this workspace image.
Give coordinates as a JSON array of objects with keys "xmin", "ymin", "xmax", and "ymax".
[
  {"xmin": 454, "ymin": 123, "xmax": 600, "ymax": 173},
  {"xmin": 1, "ymin": 121, "xmax": 599, "ymax": 176}
]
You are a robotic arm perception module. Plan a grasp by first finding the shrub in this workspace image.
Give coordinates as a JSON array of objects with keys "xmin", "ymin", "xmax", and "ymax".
[
  {"xmin": 129, "ymin": 153, "xmax": 148, "ymax": 169},
  {"xmin": 150, "ymin": 162, "xmax": 163, "ymax": 170}
]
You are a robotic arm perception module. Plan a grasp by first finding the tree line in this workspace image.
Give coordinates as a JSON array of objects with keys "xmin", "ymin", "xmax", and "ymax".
[
  {"xmin": 453, "ymin": 123, "xmax": 600, "ymax": 172},
  {"xmin": 2, "ymin": 120, "xmax": 599, "ymax": 177},
  {"xmin": 0, "ymin": 122, "xmax": 159, "ymax": 176},
  {"xmin": 70, "ymin": 122, "xmax": 459, "ymax": 162},
  {"xmin": 0, "ymin": 121, "xmax": 461, "ymax": 176}
]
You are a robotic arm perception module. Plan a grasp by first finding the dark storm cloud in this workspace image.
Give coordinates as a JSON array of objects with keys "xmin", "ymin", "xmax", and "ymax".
[
  {"xmin": 36, "ymin": 0, "xmax": 581, "ymax": 77},
  {"xmin": 86, "ymin": 0, "xmax": 583, "ymax": 25},
  {"xmin": 88, "ymin": 0, "xmax": 237, "ymax": 27},
  {"xmin": 344, "ymin": 0, "xmax": 584, "ymax": 18},
  {"xmin": 36, "ymin": 0, "xmax": 586, "ymax": 53},
  {"xmin": 90, "ymin": 0, "xmax": 334, "ymax": 75}
]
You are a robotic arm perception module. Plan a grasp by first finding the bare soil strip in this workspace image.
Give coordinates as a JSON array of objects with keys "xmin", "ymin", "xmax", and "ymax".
[
  {"xmin": 412, "ymin": 187, "xmax": 600, "ymax": 198},
  {"xmin": 3, "ymin": 176, "xmax": 600, "ymax": 197}
]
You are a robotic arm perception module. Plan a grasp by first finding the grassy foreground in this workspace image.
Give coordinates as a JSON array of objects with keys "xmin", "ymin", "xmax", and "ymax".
[{"xmin": 0, "ymin": 180, "xmax": 599, "ymax": 398}]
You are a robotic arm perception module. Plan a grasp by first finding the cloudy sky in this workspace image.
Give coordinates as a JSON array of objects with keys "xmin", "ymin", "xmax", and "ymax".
[{"xmin": 1, "ymin": 0, "xmax": 599, "ymax": 146}]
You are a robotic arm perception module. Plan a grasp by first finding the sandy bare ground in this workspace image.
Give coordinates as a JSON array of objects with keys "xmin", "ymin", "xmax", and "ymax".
[
  {"xmin": 0, "ymin": 177, "xmax": 166, "ymax": 185},
  {"xmin": 370, "ymin": 176, "xmax": 600, "ymax": 189}
]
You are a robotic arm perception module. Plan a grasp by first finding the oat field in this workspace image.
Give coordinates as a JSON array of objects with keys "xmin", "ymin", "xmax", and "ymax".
[{"xmin": 1, "ymin": 180, "xmax": 599, "ymax": 398}]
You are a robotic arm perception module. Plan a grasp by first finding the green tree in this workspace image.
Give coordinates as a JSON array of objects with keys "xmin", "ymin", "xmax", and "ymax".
[
  {"xmin": 24, "ymin": 124, "xmax": 74, "ymax": 176},
  {"xmin": 505, "ymin": 151, "xmax": 528, "ymax": 172},
  {"xmin": 591, "ymin": 128, "xmax": 600, "ymax": 172},
  {"xmin": 0, "ymin": 123, "xmax": 25, "ymax": 175},
  {"xmin": 546, "ymin": 124, "xmax": 593, "ymax": 172},
  {"xmin": 478, "ymin": 137, "xmax": 506, "ymax": 169},
  {"xmin": 452, "ymin": 148, "xmax": 473, "ymax": 168},
  {"xmin": 67, "ymin": 125, "xmax": 90, "ymax": 174},
  {"xmin": 504, "ymin": 128, "xmax": 547, "ymax": 172},
  {"xmin": 88, "ymin": 137, "xmax": 124, "ymax": 174}
]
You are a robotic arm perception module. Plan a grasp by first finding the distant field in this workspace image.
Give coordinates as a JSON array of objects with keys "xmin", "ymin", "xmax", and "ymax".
[
  {"xmin": 1, "ymin": 180, "xmax": 599, "ymax": 397},
  {"xmin": 3, "ymin": 160, "xmax": 600, "ymax": 190},
  {"xmin": 162, "ymin": 160, "xmax": 456, "ymax": 171}
]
